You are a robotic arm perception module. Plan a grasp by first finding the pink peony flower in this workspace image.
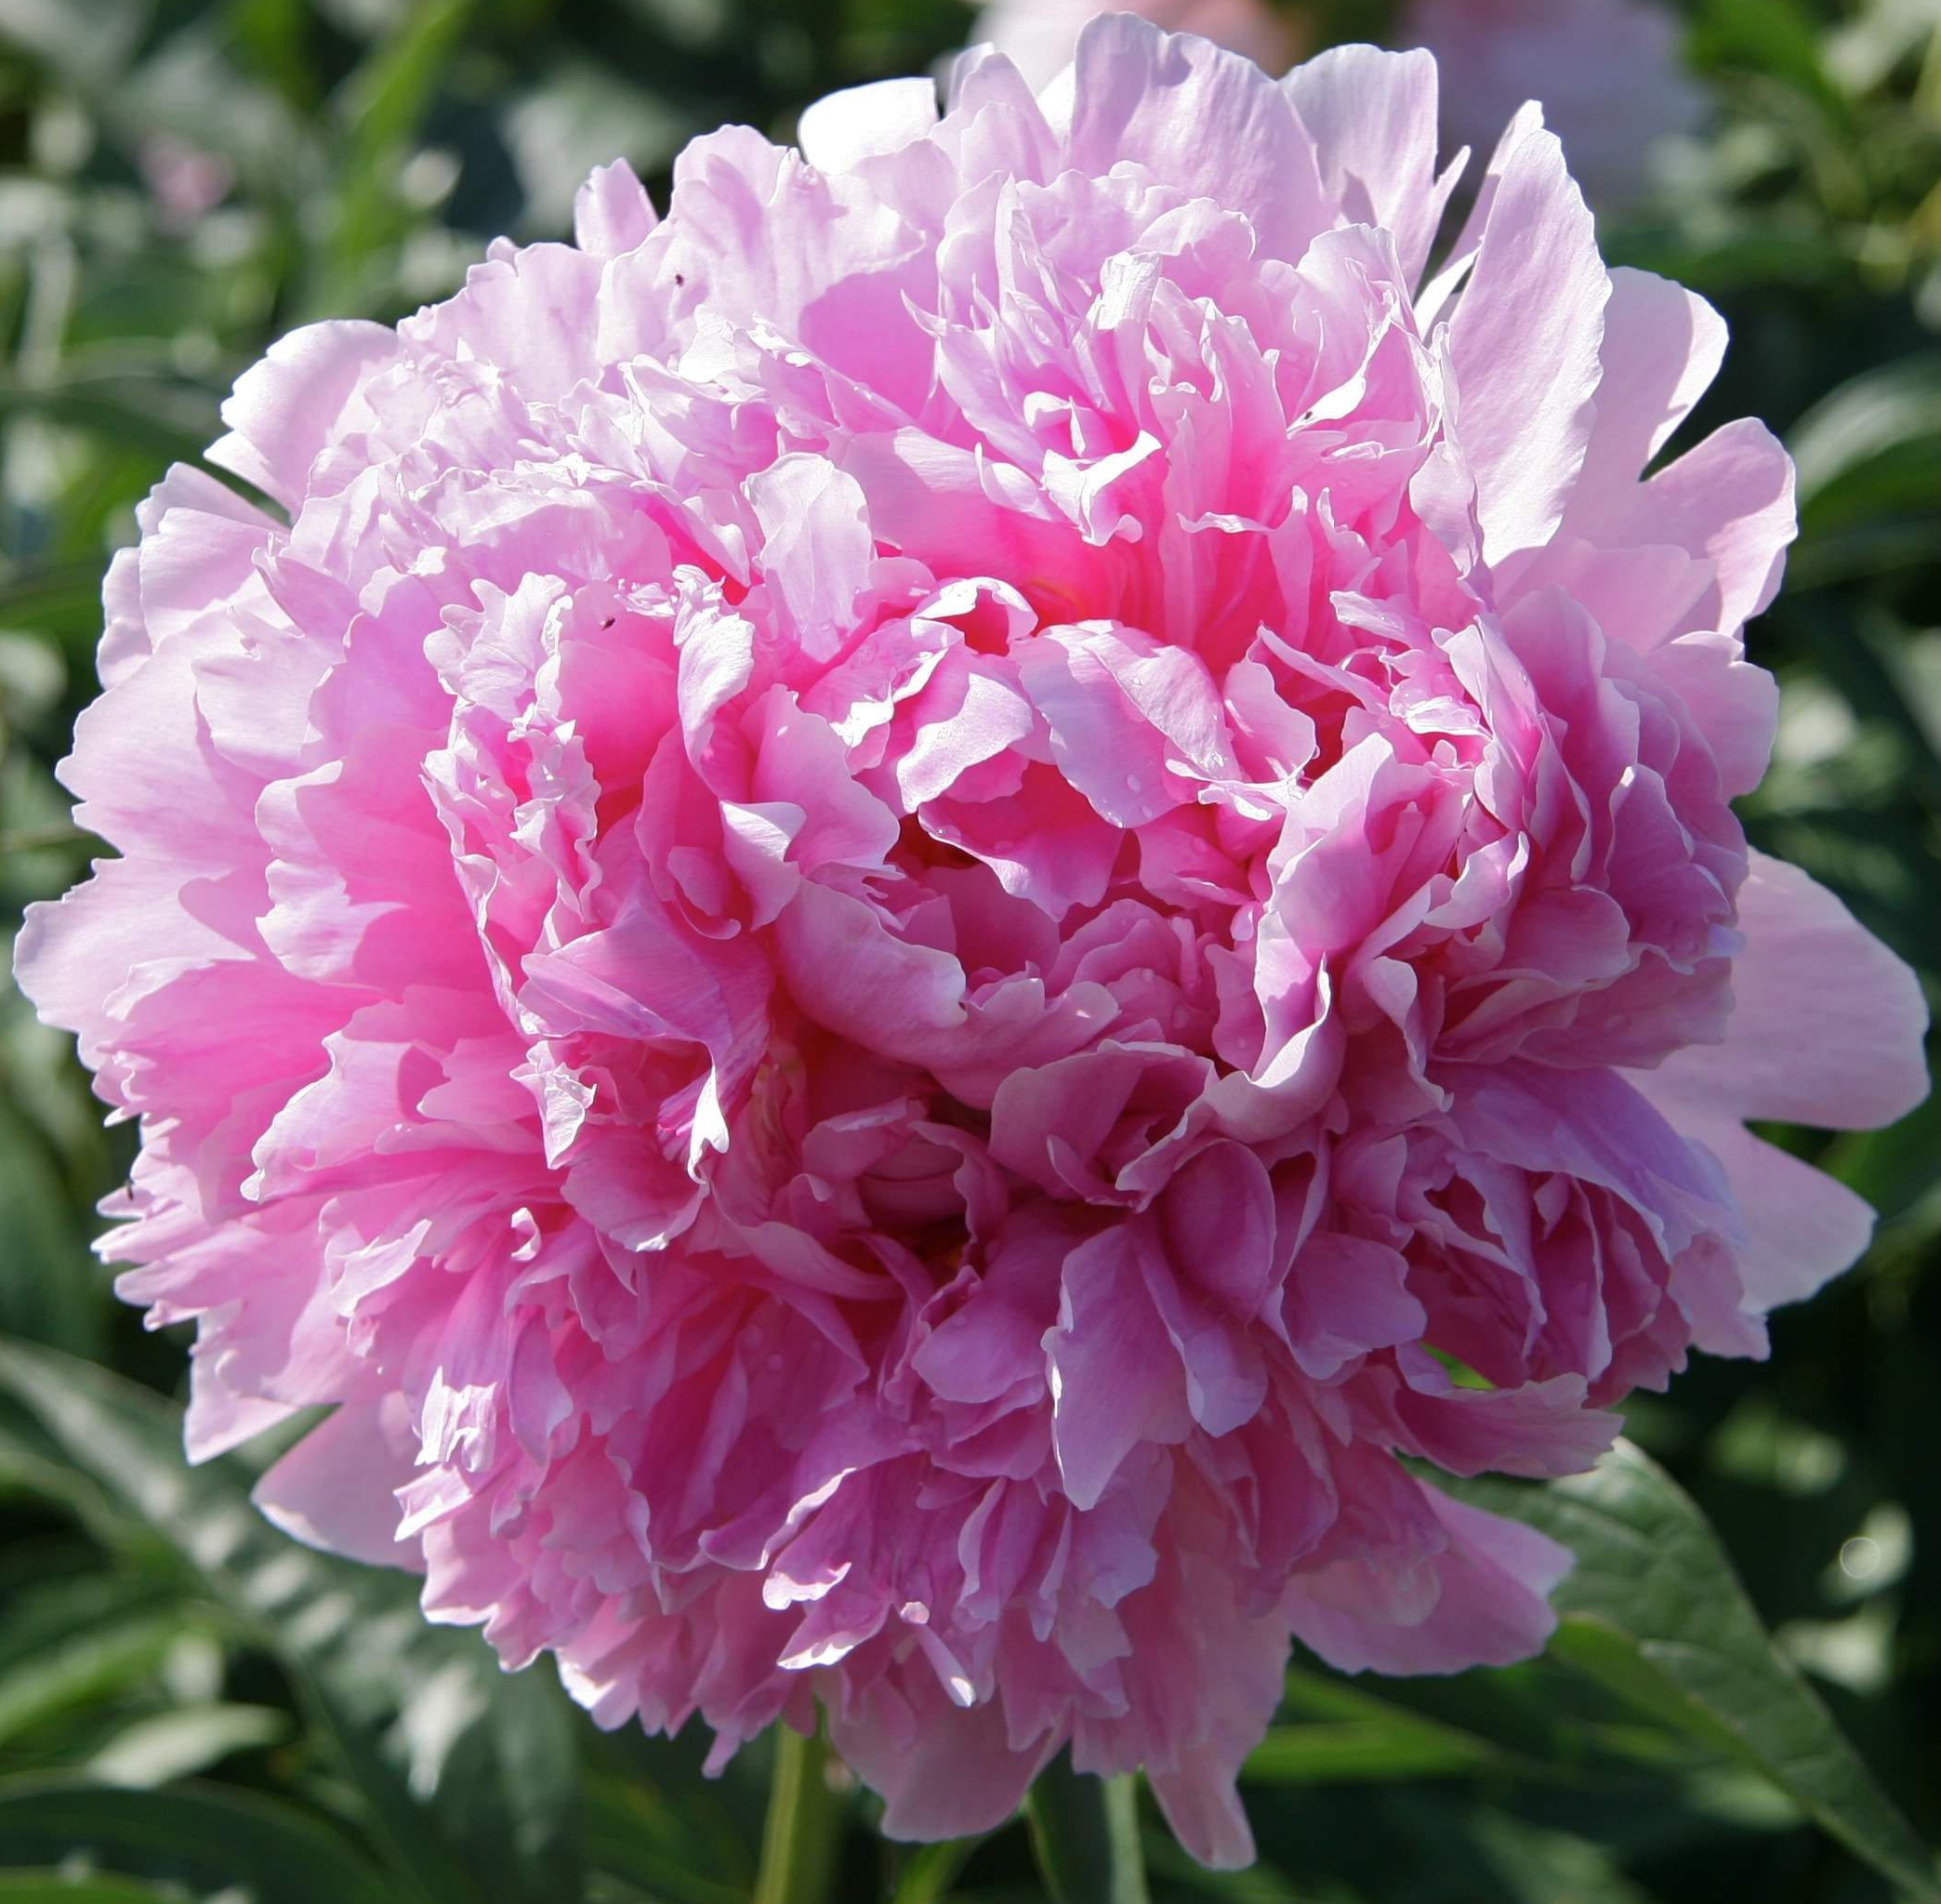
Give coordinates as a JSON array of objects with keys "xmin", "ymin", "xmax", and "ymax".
[
  {"xmin": 972, "ymin": 0, "xmax": 1301, "ymax": 90},
  {"xmin": 19, "ymin": 20, "xmax": 1926, "ymax": 1869},
  {"xmin": 1399, "ymin": 0, "xmax": 1706, "ymax": 207}
]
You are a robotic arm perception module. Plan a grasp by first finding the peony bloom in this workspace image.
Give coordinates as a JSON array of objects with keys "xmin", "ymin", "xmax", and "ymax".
[
  {"xmin": 1399, "ymin": 0, "xmax": 1706, "ymax": 208},
  {"xmin": 972, "ymin": 0, "xmax": 1301, "ymax": 90},
  {"xmin": 19, "ymin": 20, "xmax": 1926, "ymax": 1870}
]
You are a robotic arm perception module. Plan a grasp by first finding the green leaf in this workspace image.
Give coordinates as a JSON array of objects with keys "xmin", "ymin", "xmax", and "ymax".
[
  {"xmin": 87, "ymin": 1702, "xmax": 291, "ymax": 1787},
  {"xmin": 751, "ymin": 1723, "xmax": 840, "ymax": 1904},
  {"xmin": 1789, "ymin": 353, "xmax": 1941, "ymax": 534},
  {"xmin": 0, "ymin": 1778, "xmax": 389, "ymax": 1903},
  {"xmin": 1243, "ymin": 1722, "xmax": 1489, "ymax": 1786},
  {"xmin": 1459, "ymin": 1812, "xmax": 1663, "ymax": 1904},
  {"xmin": 335, "ymin": 0, "xmax": 474, "ymax": 163},
  {"xmin": 1692, "ymin": 0, "xmax": 1849, "ymax": 117},
  {"xmin": 309, "ymin": 0, "xmax": 474, "ymax": 311},
  {"xmin": 1024, "ymin": 1758, "xmax": 1149, "ymax": 1904},
  {"xmin": 0, "ymin": 1093, "xmax": 107, "ymax": 1357},
  {"xmin": 1142, "ymin": 1833, "xmax": 1310, "ymax": 1904},
  {"xmin": 0, "ymin": 370, "xmax": 223, "ymax": 466},
  {"xmin": 1245, "ymin": 1671, "xmax": 1512, "ymax": 1786},
  {"xmin": 0, "ymin": 1340, "xmax": 580, "ymax": 1904},
  {"xmin": 1823, "ymin": 1088, "xmax": 1941, "ymax": 1250},
  {"xmin": 0, "ymin": 1876, "xmax": 197, "ymax": 1903},
  {"xmin": 889, "ymin": 1837, "xmax": 985, "ymax": 1904},
  {"xmin": 231, "ymin": 0, "xmax": 324, "ymax": 111},
  {"xmin": 0, "ymin": 1611, "xmax": 182, "ymax": 1750},
  {"xmin": 582, "ymin": 1772, "xmax": 754, "ymax": 1904},
  {"xmin": 1450, "ymin": 1441, "xmax": 1941, "ymax": 1901},
  {"xmin": 0, "ymin": 562, "xmax": 112, "ymax": 645}
]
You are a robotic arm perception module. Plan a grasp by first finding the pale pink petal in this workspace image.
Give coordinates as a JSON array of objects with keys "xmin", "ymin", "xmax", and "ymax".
[
  {"xmin": 253, "ymin": 1399, "xmax": 416, "ymax": 1567},
  {"xmin": 1651, "ymin": 852, "xmax": 1929, "ymax": 1130},
  {"xmin": 1287, "ymin": 1486, "xmax": 1570, "ymax": 1674},
  {"xmin": 1446, "ymin": 112, "xmax": 1608, "ymax": 561},
  {"xmin": 798, "ymin": 77, "xmax": 941, "ymax": 172},
  {"xmin": 1282, "ymin": 46, "xmax": 1451, "ymax": 284},
  {"xmin": 1573, "ymin": 268, "xmax": 1726, "ymax": 506},
  {"xmin": 208, "ymin": 320, "xmax": 401, "ymax": 508},
  {"xmin": 1064, "ymin": 15, "xmax": 1331, "ymax": 265},
  {"xmin": 574, "ymin": 157, "xmax": 658, "ymax": 257}
]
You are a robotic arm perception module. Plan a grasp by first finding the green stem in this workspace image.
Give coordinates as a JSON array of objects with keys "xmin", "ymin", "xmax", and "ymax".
[
  {"xmin": 752, "ymin": 1719, "xmax": 839, "ymax": 1904},
  {"xmin": 1025, "ymin": 1757, "xmax": 1150, "ymax": 1904}
]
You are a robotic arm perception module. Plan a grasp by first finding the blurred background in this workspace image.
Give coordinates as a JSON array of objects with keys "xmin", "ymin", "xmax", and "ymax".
[{"xmin": 0, "ymin": 2, "xmax": 1936, "ymax": 1899}]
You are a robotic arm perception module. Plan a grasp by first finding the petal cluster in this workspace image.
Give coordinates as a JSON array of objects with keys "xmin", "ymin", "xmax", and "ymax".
[{"xmin": 19, "ymin": 23, "xmax": 1925, "ymax": 1867}]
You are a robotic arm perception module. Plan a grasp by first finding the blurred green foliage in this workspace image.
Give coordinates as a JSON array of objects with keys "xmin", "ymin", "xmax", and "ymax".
[{"xmin": 0, "ymin": 1, "xmax": 1938, "ymax": 1899}]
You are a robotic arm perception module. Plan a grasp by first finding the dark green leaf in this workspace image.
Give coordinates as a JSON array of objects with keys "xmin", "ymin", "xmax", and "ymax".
[
  {"xmin": 1449, "ymin": 1442, "xmax": 1941, "ymax": 1901},
  {"xmin": 582, "ymin": 1772, "xmax": 754, "ymax": 1904},
  {"xmin": 1244, "ymin": 1723, "xmax": 1489, "ymax": 1786},
  {"xmin": 1024, "ymin": 1757, "xmax": 1148, "ymax": 1904},
  {"xmin": 888, "ymin": 1837, "xmax": 985, "ymax": 1904},
  {"xmin": 0, "ymin": 1572, "xmax": 191, "ymax": 1752},
  {"xmin": 1247, "ymin": 1671, "xmax": 1514, "ymax": 1787},
  {"xmin": 0, "ymin": 1876, "xmax": 198, "ymax": 1904},
  {"xmin": 1790, "ymin": 353, "xmax": 1941, "ymax": 531},
  {"xmin": 1692, "ymin": 0, "xmax": 1849, "ymax": 118},
  {"xmin": 0, "ymin": 1778, "xmax": 389, "ymax": 1903},
  {"xmin": 0, "ymin": 1340, "xmax": 580, "ymax": 1904},
  {"xmin": 0, "ymin": 1094, "xmax": 107, "ymax": 1356},
  {"xmin": 0, "ymin": 1614, "xmax": 181, "ymax": 1750}
]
